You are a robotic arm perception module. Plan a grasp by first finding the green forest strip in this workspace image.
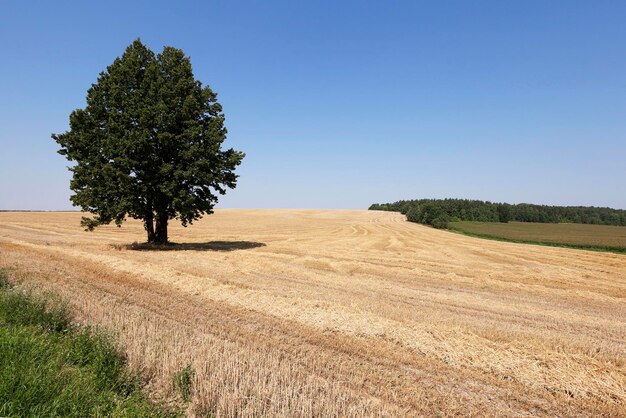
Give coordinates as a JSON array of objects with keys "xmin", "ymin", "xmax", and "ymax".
[
  {"xmin": 369, "ymin": 198, "xmax": 626, "ymax": 227},
  {"xmin": 0, "ymin": 269, "xmax": 179, "ymax": 418},
  {"xmin": 448, "ymin": 226, "xmax": 626, "ymax": 255}
]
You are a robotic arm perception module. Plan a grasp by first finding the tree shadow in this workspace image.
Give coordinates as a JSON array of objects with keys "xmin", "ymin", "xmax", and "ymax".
[{"xmin": 115, "ymin": 241, "xmax": 267, "ymax": 252}]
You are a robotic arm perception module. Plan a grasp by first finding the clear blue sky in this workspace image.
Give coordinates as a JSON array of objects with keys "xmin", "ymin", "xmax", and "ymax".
[{"xmin": 1, "ymin": 1, "xmax": 625, "ymax": 210}]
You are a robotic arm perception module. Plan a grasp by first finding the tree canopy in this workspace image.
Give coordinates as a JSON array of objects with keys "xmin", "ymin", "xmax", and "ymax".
[{"xmin": 53, "ymin": 39, "xmax": 244, "ymax": 243}]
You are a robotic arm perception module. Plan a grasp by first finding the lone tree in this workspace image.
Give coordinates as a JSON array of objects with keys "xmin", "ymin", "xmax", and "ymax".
[{"xmin": 53, "ymin": 39, "xmax": 244, "ymax": 243}]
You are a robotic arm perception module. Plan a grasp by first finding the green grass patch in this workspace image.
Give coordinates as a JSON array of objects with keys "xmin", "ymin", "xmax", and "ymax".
[
  {"xmin": 449, "ymin": 221, "xmax": 626, "ymax": 255},
  {"xmin": 0, "ymin": 269, "xmax": 178, "ymax": 417}
]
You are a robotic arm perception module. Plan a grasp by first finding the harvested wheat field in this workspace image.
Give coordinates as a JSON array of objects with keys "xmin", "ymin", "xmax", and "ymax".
[{"xmin": 0, "ymin": 209, "xmax": 625, "ymax": 416}]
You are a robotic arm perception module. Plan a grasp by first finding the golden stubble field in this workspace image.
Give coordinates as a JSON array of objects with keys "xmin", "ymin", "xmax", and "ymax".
[{"xmin": 0, "ymin": 210, "xmax": 625, "ymax": 416}]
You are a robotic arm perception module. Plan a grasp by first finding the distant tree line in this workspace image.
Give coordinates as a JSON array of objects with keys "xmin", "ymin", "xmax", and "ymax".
[{"xmin": 368, "ymin": 199, "xmax": 626, "ymax": 229}]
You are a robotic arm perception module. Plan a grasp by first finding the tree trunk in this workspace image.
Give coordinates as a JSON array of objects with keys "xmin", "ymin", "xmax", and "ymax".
[
  {"xmin": 154, "ymin": 214, "xmax": 168, "ymax": 244},
  {"xmin": 145, "ymin": 215, "xmax": 155, "ymax": 243}
]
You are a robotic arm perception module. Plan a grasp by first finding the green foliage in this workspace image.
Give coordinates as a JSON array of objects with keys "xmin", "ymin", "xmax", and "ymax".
[
  {"xmin": 0, "ymin": 286, "xmax": 70, "ymax": 333},
  {"xmin": 370, "ymin": 198, "xmax": 626, "ymax": 229},
  {"xmin": 496, "ymin": 204, "xmax": 511, "ymax": 223},
  {"xmin": 0, "ymin": 269, "xmax": 177, "ymax": 417},
  {"xmin": 173, "ymin": 364, "xmax": 195, "ymax": 402},
  {"xmin": 0, "ymin": 271, "xmax": 9, "ymax": 290},
  {"xmin": 53, "ymin": 39, "xmax": 244, "ymax": 243},
  {"xmin": 431, "ymin": 215, "xmax": 450, "ymax": 229}
]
